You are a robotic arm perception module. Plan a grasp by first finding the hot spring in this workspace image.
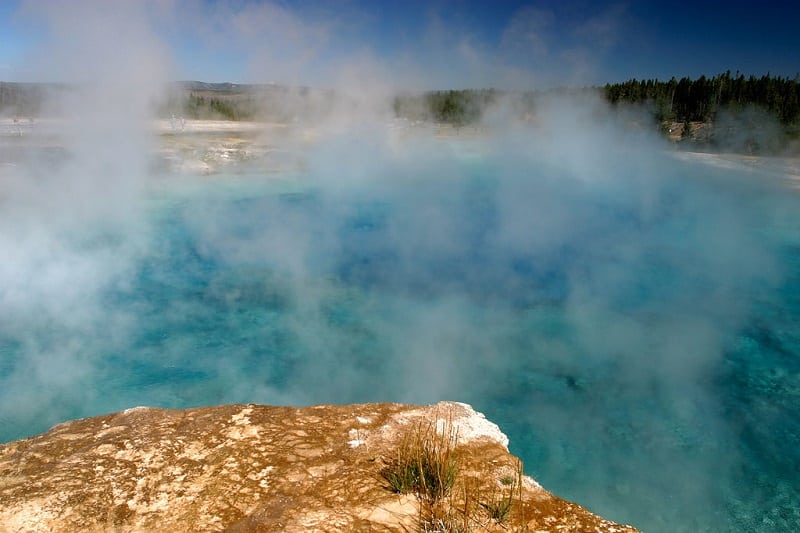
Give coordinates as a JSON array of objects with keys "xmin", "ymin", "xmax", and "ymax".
[{"xmin": 1, "ymin": 116, "xmax": 799, "ymax": 532}]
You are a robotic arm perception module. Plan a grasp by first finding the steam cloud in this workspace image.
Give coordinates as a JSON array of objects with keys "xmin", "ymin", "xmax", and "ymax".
[{"xmin": 1, "ymin": 2, "xmax": 798, "ymax": 533}]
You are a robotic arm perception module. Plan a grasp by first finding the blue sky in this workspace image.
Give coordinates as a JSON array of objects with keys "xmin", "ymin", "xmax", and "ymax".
[{"xmin": 1, "ymin": 0, "xmax": 798, "ymax": 89}]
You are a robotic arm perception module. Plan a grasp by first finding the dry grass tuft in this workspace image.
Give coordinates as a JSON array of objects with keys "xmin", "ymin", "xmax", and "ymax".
[
  {"xmin": 382, "ymin": 416, "xmax": 459, "ymax": 504},
  {"xmin": 382, "ymin": 414, "xmax": 530, "ymax": 532}
]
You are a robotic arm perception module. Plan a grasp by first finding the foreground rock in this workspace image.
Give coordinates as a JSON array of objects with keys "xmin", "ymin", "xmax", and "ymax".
[{"xmin": 0, "ymin": 402, "xmax": 638, "ymax": 532}]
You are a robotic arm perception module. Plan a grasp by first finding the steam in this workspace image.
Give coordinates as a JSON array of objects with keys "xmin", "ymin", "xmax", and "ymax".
[
  {"xmin": 713, "ymin": 105, "xmax": 787, "ymax": 154},
  {"xmin": 1, "ymin": 0, "xmax": 171, "ymax": 428},
  {"xmin": 1, "ymin": 2, "xmax": 798, "ymax": 533}
]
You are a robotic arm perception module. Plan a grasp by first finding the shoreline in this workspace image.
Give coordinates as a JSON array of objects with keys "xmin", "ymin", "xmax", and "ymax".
[
  {"xmin": 673, "ymin": 150, "xmax": 800, "ymax": 189},
  {"xmin": 3, "ymin": 117, "xmax": 799, "ymax": 188}
]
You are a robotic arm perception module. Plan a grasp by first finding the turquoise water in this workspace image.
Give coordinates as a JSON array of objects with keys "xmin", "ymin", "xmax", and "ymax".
[{"xmin": 1, "ymin": 139, "xmax": 799, "ymax": 531}]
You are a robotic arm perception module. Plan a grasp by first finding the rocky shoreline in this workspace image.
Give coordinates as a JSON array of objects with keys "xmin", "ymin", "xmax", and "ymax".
[{"xmin": 0, "ymin": 401, "xmax": 638, "ymax": 532}]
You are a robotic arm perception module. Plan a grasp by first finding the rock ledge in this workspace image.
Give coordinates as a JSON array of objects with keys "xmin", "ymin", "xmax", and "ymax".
[{"xmin": 0, "ymin": 401, "xmax": 638, "ymax": 532}]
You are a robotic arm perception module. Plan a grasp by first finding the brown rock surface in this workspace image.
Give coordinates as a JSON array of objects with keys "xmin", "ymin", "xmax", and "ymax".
[{"xmin": 0, "ymin": 401, "xmax": 638, "ymax": 532}]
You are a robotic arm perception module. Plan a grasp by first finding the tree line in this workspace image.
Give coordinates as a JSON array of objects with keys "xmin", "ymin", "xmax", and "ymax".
[
  {"xmin": 604, "ymin": 72, "xmax": 800, "ymax": 125},
  {"xmin": 0, "ymin": 82, "xmax": 48, "ymax": 116},
  {"xmin": 181, "ymin": 93, "xmax": 255, "ymax": 121},
  {"xmin": 393, "ymin": 89, "xmax": 498, "ymax": 127},
  {"xmin": 392, "ymin": 73, "xmax": 800, "ymax": 129},
  {"xmin": 3, "ymin": 74, "xmax": 799, "ymax": 134}
]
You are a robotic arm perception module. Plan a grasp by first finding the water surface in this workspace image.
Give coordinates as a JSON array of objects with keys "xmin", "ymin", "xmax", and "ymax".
[{"xmin": 1, "ymin": 139, "xmax": 798, "ymax": 532}]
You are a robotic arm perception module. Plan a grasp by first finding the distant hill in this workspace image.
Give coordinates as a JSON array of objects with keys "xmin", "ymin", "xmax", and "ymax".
[
  {"xmin": 176, "ymin": 81, "xmax": 299, "ymax": 93},
  {"xmin": 177, "ymin": 81, "xmax": 247, "ymax": 92}
]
